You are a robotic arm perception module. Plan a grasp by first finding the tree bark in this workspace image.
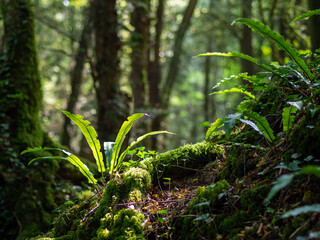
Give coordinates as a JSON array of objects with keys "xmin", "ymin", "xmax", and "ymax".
[
  {"xmin": 0, "ymin": 0, "xmax": 58, "ymax": 239},
  {"xmin": 240, "ymin": 0, "xmax": 254, "ymax": 75},
  {"xmin": 162, "ymin": 0, "xmax": 198, "ymax": 109},
  {"xmin": 148, "ymin": 0, "xmax": 164, "ymax": 148},
  {"xmin": 61, "ymin": 5, "xmax": 93, "ymax": 148},
  {"xmin": 93, "ymin": 0, "xmax": 128, "ymax": 143},
  {"xmin": 308, "ymin": 0, "xmax": 320, "ymax": 52}
]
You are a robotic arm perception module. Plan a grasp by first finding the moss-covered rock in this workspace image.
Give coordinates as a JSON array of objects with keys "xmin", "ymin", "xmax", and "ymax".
[{"xmin": 122, "ymin": 167, "xmax": 152, "ymax": 193}]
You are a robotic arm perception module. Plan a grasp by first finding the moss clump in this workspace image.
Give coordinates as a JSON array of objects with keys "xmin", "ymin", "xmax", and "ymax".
[
  {"xmin": 291, "ymin": 110, "xmax": 320, "ymax": 158},
  {"xmin": 218, "ymin": 210, "xmax": 248, "ymax": 236},
  {"xmin": 97, "ymin": 209, "xmax": 145, "ymax": 240},
  {"xmin": 122, "ymin": 167, "xmax": 151, "ymax": 193},
  {"xmin": 156, "ymin": 141, "xmax": 224, "ymax": 179},
  {"xmin": 177, "ymin": 180, "xmax": 231, "ymax": 240},
  {"xmin": 240, "ymin": 184, "xmax": 269, "ymax": 214}
]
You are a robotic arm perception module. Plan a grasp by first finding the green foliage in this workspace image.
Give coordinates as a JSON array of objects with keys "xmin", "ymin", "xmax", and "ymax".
[
  {"xmin": 282, "ymin": 204, "xmax": 320, "ymax": 218},
  {"xmin": 282, "ymin": 106, "xmax": 298, "ymax": 132},
  {"xmin": 291, "ymin": 8, "xmax": 320, "ymax": 22},
  {"xmin": 107, "ymin": 113, "xmax": 172, "ymax": 175},
  {"xmin": 22, "ymin": 147, "xmax": 97, "ymax": 184},
  {"xmin": 62, "ymin": 111, "xmax": 105, "ymax": 173},
  {"xmin": 205, "ymin": 118, "xmax": 225, "ymax": 140},
  {"xmin": 235, "ymin": 18, "xmax": 314, "ymax": 80},
  {"xmin": 122, "ymin": 167, "xmax": 152, "ymax": 193},
  {"xmin": 211, "ymin": 87, "xmax": 255, "ymax": 99},
  {"xmin": 196, "ymin": 52, "xmax": 276, "ymax": 73}
]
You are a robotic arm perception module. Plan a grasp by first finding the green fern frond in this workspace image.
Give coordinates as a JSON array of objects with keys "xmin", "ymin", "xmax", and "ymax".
[
  {"xmin": 27, "ymin": 149, "xmax": 97, "ymax": 184},
  {"xmin": 109, "ymin": 113, "xmax": 144, "ymax": 174},
  {"xmin": 291, "ymin": 9, "xmax": 320, "ymax": 22},
  {"xmin": 236, "ymin": 18, "xmax": 314, "ymax": 80},
  {"xmin": 244, "ymin": 111, "xmax": 275, "ymax": 143},
  {"xmin": 62, "ymin": 111, "xmax": 105, "ymax": 173},
  {"xmin": 282, "ymin": 106, "xmax": 298, "ymax": 132},
  {"xmin": 206, "ymin": 118, "xmax": 225, "ymax": 140},
  {"xmin": 211, "ymin": 87, "xmax": 255, "ymax": 99},
  {"xmin": 196, "ymin": 52, "xmax": 276, "ymax": 74}
]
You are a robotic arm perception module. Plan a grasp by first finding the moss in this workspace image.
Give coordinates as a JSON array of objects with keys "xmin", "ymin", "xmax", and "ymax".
[
  {"xmin": 282, "ymin": 215, "xmax": 309, "ymax": 239},
  {"xmin": 156, "ymin": 141, "xmax": 224, "ymax": 179},
  {"xmin": 219, "ymin": 210, "xmax": 248, "ymax": 235},
  {"xmin": 240, "ymin": 184, "xmax": 269, "ymax": 214},
  {"xmin": 128, "ymin": 189, "xmax": 143, "ymax": 202},
  {"xmin": 291, "ymin": 109, "xmax": 320, "ymax": 158},
  {"xmin": 122, "ymin": 167, "xmax": 151, "ymax": 193},
  {"xmin": 97, "ymin": 209, "xmax": 145, "ymax": 240}
]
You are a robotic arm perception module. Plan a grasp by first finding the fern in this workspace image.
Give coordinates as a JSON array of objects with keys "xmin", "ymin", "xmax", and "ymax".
[
  {"xmin": 235, "ymin": 18, "xmax": 314, "ymax": 80},
  {"xmin": 196, "ymin": 52, "xmax": 276, "ymax": 74},
  {"xmin": 211, "ymin": 87, "xmax": 255, "ymax": 99},
  {"xmin": 109, "ymin": 113, "xmax": 144, "ymax": 174},
  {"xmin": 206, "ymin": 117, "xmax": 225, "ymax": 140},
  {"xmin": 243, "ymin": 111, "xmax": 275, "ymax": 143},
  {"xmin": 62, "ymin": 111, "xmax": 105, "ymax": 173},
  {"xmin": 282, "ymin": 106, "xmax": 298, "ymax": 132},
  {"xmin": 24, "ymin": 148, "xmax": 97, "ymax": 184},
  {"xmin": 212, "ymin": 73, "xmax": 267, "ymax": 90},
  {"xmin": 291, "ymin": 9, "xmax": 320, "ymax": 22}
]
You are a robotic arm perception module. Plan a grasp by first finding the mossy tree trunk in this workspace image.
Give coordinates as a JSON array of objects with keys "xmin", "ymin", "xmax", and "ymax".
[{"xmin": 0, "ymin": 0, "xmax": 58, "ymax": 239}]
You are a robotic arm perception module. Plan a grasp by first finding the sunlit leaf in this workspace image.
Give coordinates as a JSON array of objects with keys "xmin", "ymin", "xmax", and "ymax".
[
  {"xmin": 282, "ymin": 204, "xmax": 320, "ymax": 218},
  {"xmin": 291, "ymin": 9, "xmax": 320, "ymax": 22}
]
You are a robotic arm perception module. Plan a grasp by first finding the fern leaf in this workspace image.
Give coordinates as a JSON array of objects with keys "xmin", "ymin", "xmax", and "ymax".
[
  {"xmin": 21, "ymin": 147, "xmax": 66, "ymax": 155},
  {"xmin": 291, "ymin": 9, "xmax": 320, "ymax": 22},
  {"xmin": 282, "ymin": 106, "xmax": 298, "ymax": 132},
  {"xmin": 236, "ymin": 18, "xmax": 314, "ymax": 80},
  {"xmin": 211, "ymin": 87, "xmax": 255, "ymax": 99},
  {"xmin": 244, "ymin": 111, "xmax": 275, "ymax": 143},
  {"xmin": 224, "ymin": 113, "xmax": 242, "ymax": 137},
  {"xmin": 196, "ymin": 52, "xmax": 276, "ymax": 74},
  {"xmin": 239, "ymin": 119, "xmax": 263, "ymax": 134},
  {"xmin": 116, "ymin": 131, "xmax": 173, "ymax": 171},
  {"xmin": 109, "ymin": 113, "xmax": 144, "ymax": 174},
  {"xmin": 28, "ymin": 150, "xmax": 97, "ymax": 184},
  {"xmin": 62, "ymin": 111, "xmax": 105, "ymax": 173},
  {"xmin": 206, "ymin": 118, "xmax": 225, "ymax": 140}
]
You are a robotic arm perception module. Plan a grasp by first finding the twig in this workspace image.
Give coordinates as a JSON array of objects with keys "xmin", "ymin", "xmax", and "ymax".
[
  {"xmin": 82, "ymin": 203, "xmax": 100, "ymax": 222},
  {"xmin": 13, "ymin": 211, "xmax": 22, "ymax": 235}
]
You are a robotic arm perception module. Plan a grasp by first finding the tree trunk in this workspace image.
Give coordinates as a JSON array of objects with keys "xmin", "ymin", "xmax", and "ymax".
[
  {"xmin": 0, "ymin": 0, "xmax": 58, "ymax": 239},
  {"xmin": 148, "ymin": 0, "xmax": 164, "ymax": 148},
  {"xmin": 162, "ymin": 0, "xmax": 198, "ymax": 109},
  {"xmin": 61, "ymin": 5, "xmax": 93, "ymax": 148},
  {"xmin": 308, "ymin": 0, "xmax": 320, "ymax": 52},
  {"xmin": 93, "ymin": 0, "xmax": 128, "ymax": 143},
  {"xmin": 240, "ymin": 0, "xmax": 254, "ymax": 76}
]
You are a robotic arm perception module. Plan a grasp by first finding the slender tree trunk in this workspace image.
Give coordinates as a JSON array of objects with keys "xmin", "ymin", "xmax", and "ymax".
[
  {"xmin": 308, "ymin": 0, "xmax": 320, "ymax": 52},
  {"xmin": 162, "ymin": 0, "xmax": 198, "ymax": 109},
  {"xmin": 240, "ymin": 0, "xmax": 254, "ymax": 75},
  {"xmin": 61, "ymin": 5, "xmax": 93, "ymax": 147},
  {"xmin": 1, "ymin": 0, "xmax": 58, "ymax": 239},
  {"xmin": 93, "ymin": 0, "xmax": 128, "ymax": 143},
  {"xmin": 148, "ymin": 0, "xmax": 164, "ymax": 148}
]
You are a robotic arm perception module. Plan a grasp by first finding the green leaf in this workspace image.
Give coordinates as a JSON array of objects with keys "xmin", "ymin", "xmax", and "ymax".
[
  {"xmin": 194, "ymin": 201, "xmax": 211, "ymax": 208},
  {"xmin": 224, "ymin": 113, "xmax": 242, "ymax": 137},
  {"xmin": 110, "ymin": 113, "xmax": 144, "ymax": 174},
  {"xmin": 282, "ymin": 106, "xmax": 298, "ymax": 132},
  {"xmin": 193, "ymin": 213, "xmax": 209, "ymax": 222},
  {"xmin": 299, "ymin": 165, "xmax": 320, "ymax": 177},
  {"xmin": 244, "ymin": 111, "xmax": 275, "ymax": 143},
  {"xmin": 196, "ymin": 52, "xmax": 276, "ymax": 73},
  {"xmin": 239, "ymin": 118, "xmax": 263, "ymax": 135},
  {"xmin": 282, "ymin": 204, "xmax": 320, "ymax": 218},
  {"xmin": 21, "ymin": 147, "xmax": 66, "ymax": 155},
  {"xmin": 115, "ymin": 131, "xmax": 173, "ymax": 172},
  {"xmin": 28, "ymin": 151, "xmax": 97, "ymax": 184},
  {"xmin": 62, "ymin": 111, "xmax": 105, "ymax": 173},
  {"xmin": 288, "ymin": 101, "xmax": 303, "ymax": 110},
  {"xmin": 264, "ymin": 174, "xmax": 296, "ymax": 204},
  {"xmin": 291, "ymin": 9, "xmax": 320, "ymax": 22},
  {"xmin": 157, "ymin": 210, "xmax": 168, "ymax": 214},
  {"xmin": 236, "ymin": 18, "xmax": 314, "ymax": 80},
  {"xmin": 104, "ymin": 142, "xmax": 115, "ymax": 170},
  {"xmin": 206, "ymin": 117, "xmax": 225, "ymax": 139},
  {"xmin": 211, "ymin": 87, "xmax": 255, "ymax": 99}
]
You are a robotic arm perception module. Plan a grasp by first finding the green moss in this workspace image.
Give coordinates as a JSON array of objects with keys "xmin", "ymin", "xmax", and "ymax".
[
  {"xmin": 122, "ymin": 167, "xmax": 151, "ymax": 193},
  {"xmin": 128, "ymin": 189, "xmax": 143, "ymax": 202},
  {"xmin": 219, "ymin": 210, "xmax": 248, "ymax": 235},
  {"xmin": 97, "ymin": 209, "xmax": 145, "ymax": 240},
  {"xmin": 156, "ymin": 141, "xmax": 224, "ymax": 178},
  {"xmin": 196, "ymin": 180, "xmax": 230, "ymax": 204},
  {"xmin": 240, "ymin": 184, "xmax": 269, "ymax": 214},
  {"xmin": 291, "ymin": 110, "xmax": 320, "ymax": 158},
  {"xmin": 282, "ymin": 215, "xmax": 309, "ymax": 239}
]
